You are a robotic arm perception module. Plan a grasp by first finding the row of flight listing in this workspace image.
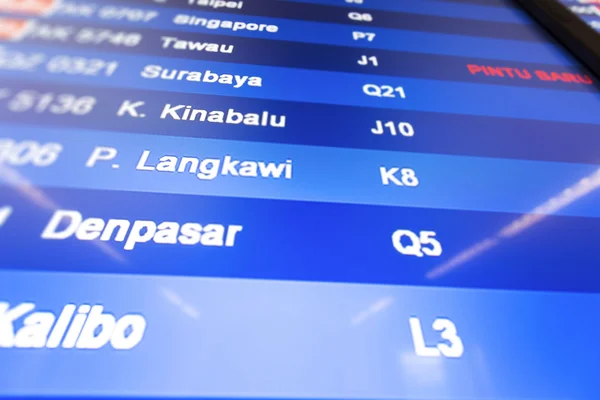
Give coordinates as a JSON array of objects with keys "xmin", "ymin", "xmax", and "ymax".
[
  {"xmin": 0, "ymin": 268, "xmax": 598, "ymax": 399},
  {"xmin": 2, "ymin": 79, "xmax": 600, "ymax": 164}
]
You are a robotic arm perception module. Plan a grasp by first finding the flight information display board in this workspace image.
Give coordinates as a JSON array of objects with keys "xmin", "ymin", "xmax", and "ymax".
[{"xmin": 0, "ymin": 0, "xmax": 599, "ymax": 399}]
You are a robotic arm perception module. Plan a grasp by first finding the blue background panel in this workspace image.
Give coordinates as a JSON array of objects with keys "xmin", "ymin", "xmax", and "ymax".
[
  {"xmin": 1, "ymin": 186, "xmax": 600, "ymax": 293},
  {"xmin": 0, "ymin": 270, "xmax": 598, "ymax": 399}
]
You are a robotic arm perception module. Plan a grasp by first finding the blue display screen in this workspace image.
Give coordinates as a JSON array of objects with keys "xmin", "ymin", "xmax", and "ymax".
[{"xmin": 0, "ymin": 0, "xmax": 599, "ymax": 399}]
